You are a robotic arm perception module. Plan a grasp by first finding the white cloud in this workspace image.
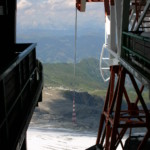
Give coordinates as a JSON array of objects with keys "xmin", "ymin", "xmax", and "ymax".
[
  {"xmin": 24, "ymin": 9, "xmax": 35, "ymax": 15},
  {"xmin": 45, "ymin": 0, "xmax": 75, "ymax": 8},
  {"xmin": 17, "ymin": 0, "xmax": 32, "ymax": 9},
  {"xmin": 17, "ymin": 0, "xmax": 105, "ymax": 31}
]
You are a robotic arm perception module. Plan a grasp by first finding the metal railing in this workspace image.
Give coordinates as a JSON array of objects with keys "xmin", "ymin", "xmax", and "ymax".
[
  {"xmin": 122, "ymin": 31, "xmax": 150, "ymax": 77},
  {"xmin": 0, "ymin": 43, "xmax": 43, "ymax": 150}
]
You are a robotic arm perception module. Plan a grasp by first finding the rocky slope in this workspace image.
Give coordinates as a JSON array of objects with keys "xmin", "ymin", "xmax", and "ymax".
[{"xmin": 30, "ymin": 87, "xmax": 104, "ymax": 132}]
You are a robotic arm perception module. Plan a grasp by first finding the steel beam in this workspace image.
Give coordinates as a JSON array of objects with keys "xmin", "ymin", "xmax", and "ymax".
[
  {"xmin": 135, "ymin": 0, "xmax": 150, "ymax": 31},
  {"xmin": 95, "ymin": 65, "xmax": 150, "ymax": 150}
]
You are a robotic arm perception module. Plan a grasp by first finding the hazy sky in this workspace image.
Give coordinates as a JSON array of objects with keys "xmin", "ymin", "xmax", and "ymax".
[{"xmin": 17, "ymin": 0, "xmax": 105, "ymax": 32}]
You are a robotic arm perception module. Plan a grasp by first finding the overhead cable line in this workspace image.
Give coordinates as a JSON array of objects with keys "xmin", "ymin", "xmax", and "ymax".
[{"xmin": 72, "ymin": 6, "xmax": 78, "ymax": 124}]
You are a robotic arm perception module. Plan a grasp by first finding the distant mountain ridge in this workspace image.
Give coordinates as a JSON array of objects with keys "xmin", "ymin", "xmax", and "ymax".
[
  {"xmin": 43, "ymin": 57, "xmax": 108, "ymax": 91},
  {"xmin": 17, "ymin": 29, "xmax": 105, "ymax": 63}
]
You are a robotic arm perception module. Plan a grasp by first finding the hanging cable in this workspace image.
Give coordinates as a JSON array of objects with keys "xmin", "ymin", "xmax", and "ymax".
[
  {"xmin": 72, "ymin": 6, "xmax": 78, "ymax": 124},
  {"xmin": 74, "ymin": 7, "xmax": 77, "ymax": 96}
]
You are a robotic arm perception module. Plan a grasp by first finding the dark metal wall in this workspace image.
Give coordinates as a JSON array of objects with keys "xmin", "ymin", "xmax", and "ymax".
[
  {"xmin": 0, "ymin": 0, "xmax": 17, "ymax": 58},
  {"xmin": 0, "ymin": 1, "xmax": 43, "ymax": 149},
  {"xmin": 0, "ymin": 44, "xmax": 43, "ymax": 150}
]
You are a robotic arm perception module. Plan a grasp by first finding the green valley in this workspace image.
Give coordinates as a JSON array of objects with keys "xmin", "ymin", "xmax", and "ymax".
[{"xmin": 43, "ymin": 58, "xmax": 108, "ymax": 92}]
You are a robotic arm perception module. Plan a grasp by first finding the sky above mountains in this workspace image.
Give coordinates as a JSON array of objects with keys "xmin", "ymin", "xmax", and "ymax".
[
  {"xmin": 16, "ymin": 0, "xmax": 106, "ymax": 63},
  {"xmin": 17, "ymin": 0, "xmax": 105, "ymax": 33}
]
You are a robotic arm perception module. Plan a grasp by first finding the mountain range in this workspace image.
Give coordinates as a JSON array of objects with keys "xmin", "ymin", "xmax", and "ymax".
[
  {"xmin": 17, "ymin": 29, "xmax": 105, "ymax": 63},
  {"xmin": 17, "ymin": 29, "xmax": 149, "ymax": 101}
]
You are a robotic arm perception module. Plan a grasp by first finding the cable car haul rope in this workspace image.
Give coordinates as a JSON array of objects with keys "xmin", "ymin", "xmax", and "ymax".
[{"xmin": 72, "ymin": 6, "xmax": 78, "ymax": 124}]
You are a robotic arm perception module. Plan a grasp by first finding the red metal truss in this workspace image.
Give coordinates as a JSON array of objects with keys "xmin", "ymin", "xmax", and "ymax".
[
  {"xmin": 76, "ymin": 0, "xmax": 114, "ymax": 15},
  {"xmin": 130, "ymin": 0, "xmax": 147, "ymax": 22},
  {"xmin": 104, "ymin": 0, "xmax": 110, "ymax": 16},
  {"xmin": 96, "ymin": 65, "xmax": 150, "ymax": 150}
]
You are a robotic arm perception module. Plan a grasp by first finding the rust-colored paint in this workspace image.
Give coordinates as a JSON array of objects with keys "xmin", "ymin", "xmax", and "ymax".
[
  {"xmin": 95, "ymin": 65, "xmax": 150, "ymax": 149},
  {"xmin": 76, "ymin": 0, "xmax": 111, "ymax": 16},
  {"xmin": 110, "ymin": 0, "xmax": 114, "ymax": 6}
]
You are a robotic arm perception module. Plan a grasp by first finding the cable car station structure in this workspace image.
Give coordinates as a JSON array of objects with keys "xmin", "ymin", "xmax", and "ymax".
[
  {"xmin": 76, "ymin": 0, "xmax": 150, "ymax": 149},
  {"xmin": 0, "ymin": 0, "xmax": 150, "ymax": 149}
]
